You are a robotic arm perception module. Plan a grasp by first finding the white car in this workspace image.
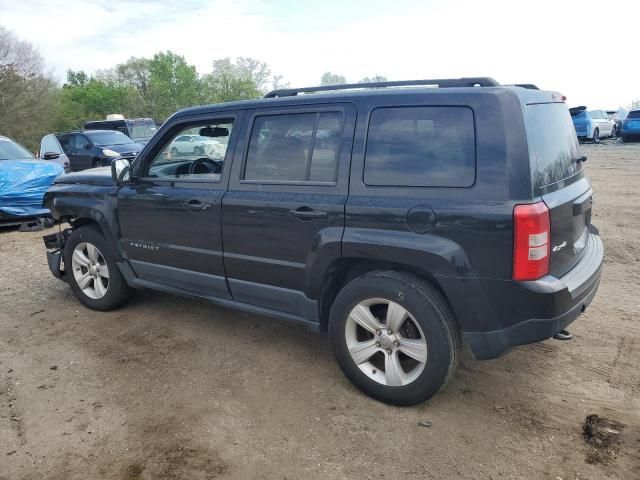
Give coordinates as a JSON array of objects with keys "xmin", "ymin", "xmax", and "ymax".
[
  {"xmin": 169, "ymin": 135, "xmax": 226, "ymax": 159},
  {"xmin": 587, "ymin": 110, "xmax": 617, "ymax": 142}
]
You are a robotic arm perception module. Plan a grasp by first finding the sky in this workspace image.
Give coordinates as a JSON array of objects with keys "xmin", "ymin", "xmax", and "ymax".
[{"xmin": 1, "ymin": 0, "xmax": 637, "ymax": 109}]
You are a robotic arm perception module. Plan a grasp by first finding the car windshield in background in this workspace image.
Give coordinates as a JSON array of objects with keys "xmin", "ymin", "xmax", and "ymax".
[
  {"xmin": 0, "ymin": 138, "xmax": 35, "ymax": 160},
  {"xmin": 526, "ymin": 103, "xmax": 581, "ymax": 188},
  {"xmin": 129, "ymin": 122, "xmax": 157, "ymax": 140},
  {"xmin": 627, "ymin": 110, "xmax": 640, "ymax": 119},
  {"xmin": 87, "ymin": 131, "xmax": 135, "ymax": 146}
]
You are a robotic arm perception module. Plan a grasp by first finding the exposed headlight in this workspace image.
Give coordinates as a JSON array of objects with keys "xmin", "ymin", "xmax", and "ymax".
[{"xmin": 102, "ymin": 149, "xmax": 120, "ymax": 157}]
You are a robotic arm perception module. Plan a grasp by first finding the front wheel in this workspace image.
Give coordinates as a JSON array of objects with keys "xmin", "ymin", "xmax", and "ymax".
[
  {"xmin": 64, "ymin": 226, "xmax": 133, "ymax": 311},
  {"xmin": 329, "ymin": 271, "xmax": 461, "ymax": 405},
  {"xmin": 611, "ymin": 125, "xmax": 617, "ymax": 138}
]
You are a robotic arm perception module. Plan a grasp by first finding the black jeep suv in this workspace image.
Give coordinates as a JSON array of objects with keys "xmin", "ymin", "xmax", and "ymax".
[{"xmin": 42, "ymin": 78, "xmax": 603, "ymax": 405}]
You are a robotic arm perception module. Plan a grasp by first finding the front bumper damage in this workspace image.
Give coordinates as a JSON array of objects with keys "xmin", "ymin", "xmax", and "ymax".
[{"xmin": 43, "ymin": 228, "xmax": 70, "ymax": 282}]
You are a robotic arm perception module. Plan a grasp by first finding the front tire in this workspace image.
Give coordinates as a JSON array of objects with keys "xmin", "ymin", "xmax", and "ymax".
[
  {"xmin": 64, "ymin": 225, "xmax": 133, "ymax": 311},
  {"xmin": 611, "ymin": 125, "xmax": 617, "ymax": 138},
  {"xmin": 329, "ymin": 271, "xmax": 461, "ymax": 406}
]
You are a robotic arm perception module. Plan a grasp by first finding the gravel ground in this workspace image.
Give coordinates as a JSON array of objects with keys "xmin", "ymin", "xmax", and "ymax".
[{"xmin": 1, "ymin": 140, "xmax": 639, "ymax": 480}]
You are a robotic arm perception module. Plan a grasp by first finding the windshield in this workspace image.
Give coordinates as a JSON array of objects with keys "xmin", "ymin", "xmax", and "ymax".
[
  {"xmin": 0, "ymin": 138, "xmax": 35, "ymax": 160},
  {"xmin": 627, "ymin": 110, "xmax": 640, "ymax": 119},
  {"xmin": 526, "ymin": 103, "xmax": 581, "ymax": 188},
  {"xmin": 87, "ymin": 131, "xmax": 135, "ymax": 146},
  {"xmin": 128, "ymin": 121, "xmax": 157, "ymax": 140}
]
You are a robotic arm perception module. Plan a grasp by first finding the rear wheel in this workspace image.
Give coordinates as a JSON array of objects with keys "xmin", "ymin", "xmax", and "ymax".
[
  {"xmin": 64, "ymin": 226, "xmax": 133, "ymax": 311},
  {"xmin": 193, "ymin": 146, "xmax": 204, "ymax": 156},
  {"xmin": 329, "ymin": 271, "xmax": 460, "ymax": 405},
  {"xmin": 592, "ymin": 128, "xmax": 600, "ymax": 143}
]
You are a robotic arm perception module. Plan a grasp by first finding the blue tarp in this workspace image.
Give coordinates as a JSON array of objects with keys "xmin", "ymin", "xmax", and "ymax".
[{"xmin": 0, "ymin": 160, "xmax": 64, "ymax": 217}]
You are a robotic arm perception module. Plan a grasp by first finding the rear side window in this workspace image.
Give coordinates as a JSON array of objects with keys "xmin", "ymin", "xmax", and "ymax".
[
  {"xmin": 244, "ymin": 112, "xmax": 343, "ymax": 183},
  {"xmin": 627, "ymin": 110, "xmax": 640, "ymax": 119},
  {"xmin": 364, "ymin": 106, "xmax": 475, "ymax": 187},
  {"xmin": 526, "ymin": 103, "xmax": 581, "ymax": 188}
]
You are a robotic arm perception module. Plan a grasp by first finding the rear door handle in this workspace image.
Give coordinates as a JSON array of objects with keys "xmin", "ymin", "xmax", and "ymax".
[
  {"xmin": 289, "ymin": 206, "xmax": 328, "ymax": 220},
  {"xmin": 183, "ymin": 199, "xmax": 211, "ymax": 211}
]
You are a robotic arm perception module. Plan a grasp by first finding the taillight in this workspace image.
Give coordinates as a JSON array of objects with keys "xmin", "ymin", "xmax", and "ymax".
[{"xmin": 513, "ymin": 202, "xmax": 550, "ymax": 281}]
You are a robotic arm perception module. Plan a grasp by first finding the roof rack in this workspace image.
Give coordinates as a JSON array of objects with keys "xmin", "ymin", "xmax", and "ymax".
[
  {"xmin": 510, "ymin": 84, "xmax": 540, "ymax": 90},
  {"xmin": 264, "ymin": 77, "xmax": 500, "ymax": 98}
]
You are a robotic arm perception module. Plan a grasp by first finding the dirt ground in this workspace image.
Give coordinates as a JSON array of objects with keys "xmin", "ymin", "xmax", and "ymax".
[{"xmin": 1, "ymin": 140, "xmax": 639, "ymax": 480}]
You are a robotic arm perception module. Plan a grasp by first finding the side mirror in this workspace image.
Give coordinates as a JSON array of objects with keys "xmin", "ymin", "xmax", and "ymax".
[
  {"xmin": 42, "ymin": 152, "xmax": 60, "ymax": 160},
  {"xmin": 84, "ymin": 143, "xmax": 92, "ymax": 150},
  {"xmin": 111, "ymin": 158, "xmax": 131, "ymax": 184}
]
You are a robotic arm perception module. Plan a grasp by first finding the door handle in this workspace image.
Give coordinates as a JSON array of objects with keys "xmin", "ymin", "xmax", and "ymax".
[
  {"xmin": 183, "ymin": 199, "xmax": 211, "ymax": 211},
  {"xmin": 289, "ymin": 206, "xmax": 328, "ymax": 221}
]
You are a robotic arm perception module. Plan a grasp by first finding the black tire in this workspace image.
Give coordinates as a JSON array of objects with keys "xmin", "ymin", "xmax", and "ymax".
[
  {"xmin": 592, "ymin": 128, "xmax": 600, "ymax": 144},
  {"xmin": 93, "ymin": 158, "xmax": 106, "ymax": 168},
  {"xmin": 171, "ymin": 147, "xmax": 179, "ymax": 157},
  {"xmin": 63, "ymin": 225, "xmax": 133, "ymax": 311},
  {"xmin": 329, "ymin": 271, "xmax": 461, "ymax": 406},
  {"xmin": 620, "ymin": 134, "xmax": 628, "ymax": 143},
  {"xmin": 193, "ymin": 146, "xmax": 204, "ymax": 156},
  {"xmin": 611, "ymin": 125, "xmax": 617, "ymax": 138}
]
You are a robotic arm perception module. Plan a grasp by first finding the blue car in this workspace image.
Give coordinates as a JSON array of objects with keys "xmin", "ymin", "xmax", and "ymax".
[
  {"xmin": 570, "ymin": 106, "xmax": 592, "ymax": 141},
  {"xmin": 620, "ymin": 110, "xmax": 640, "ymax": 142}
]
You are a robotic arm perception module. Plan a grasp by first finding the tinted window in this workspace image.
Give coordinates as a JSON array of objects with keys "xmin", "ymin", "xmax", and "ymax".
[
  {"xmin": 364, "ymin": 106, "xmax": 475, "ymax": 187},
  {"xmin": 0, "ymin": 137, "xmax": 34, "ymax": 160},
  {"xmin": 40, "ymin": 135, "xmax": 61, "ymax": 155},
  {"xmin": 526, "ymin": 103, "xmax": 581, "ymax": 188},
  {"xmin": 588, "ymin": 110, "xmax": 601, "ymax": 119},
  {"xmin": 244, "ymin": 112, "xmax": 343, "ymax": 183},
  {"xmin": 86, "ymin": 131, "xmax": 134, "ymax": 146},
  {"xmin": 627, "ymin": 110, "xmax": 640, "ymax": 119},
  {"xmin": 147, "ymin": 120, "xmax": 233, "ymax": 181}
]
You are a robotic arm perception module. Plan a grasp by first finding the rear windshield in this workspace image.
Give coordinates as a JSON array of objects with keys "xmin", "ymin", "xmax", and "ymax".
[
  {"xmin": 526, "ymin": 103, "xmax": 581, "ymax": 188},
  {"xmin": 627, "ymin": 110, "xmax": 640, "ymax": 119},
  {"xmin": 128, "ymin": 121, "xmax": 157, "ymax": 140}
]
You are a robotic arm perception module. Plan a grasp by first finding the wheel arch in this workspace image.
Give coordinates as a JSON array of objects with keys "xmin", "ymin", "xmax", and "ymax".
[{"xmin": 317, "ymin": 257, "xmax": 458, "ymax": 333}]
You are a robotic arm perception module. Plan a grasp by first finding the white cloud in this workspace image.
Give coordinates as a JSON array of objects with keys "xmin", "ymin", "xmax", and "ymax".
[{"xmin": 0, "ymin": 0, "xmax": 637, "ymax": 107}]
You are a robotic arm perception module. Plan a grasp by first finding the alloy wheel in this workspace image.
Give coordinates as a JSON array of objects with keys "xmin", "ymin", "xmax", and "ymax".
[
  {"xmin": 71, "ymin": 242, "xmax": 109, "ymax": 299},
  {"xmin": 345, "ymin": 298, "xmax": 428, "ymax": 386}
]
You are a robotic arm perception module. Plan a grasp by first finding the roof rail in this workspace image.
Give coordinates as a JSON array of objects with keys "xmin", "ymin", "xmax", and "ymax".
[
  {"xmin": 510, "ymin": 84, "xmax": 540, "ymax": 90},
  {"xmin": 264, "ymin": 77, "xmax": 500, "ymax": 98}
]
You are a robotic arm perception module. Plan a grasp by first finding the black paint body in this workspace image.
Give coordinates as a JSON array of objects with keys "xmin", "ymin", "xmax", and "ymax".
[{"xmin": 43, "ymin": 85, "xmax": 603, "ymax": 359}]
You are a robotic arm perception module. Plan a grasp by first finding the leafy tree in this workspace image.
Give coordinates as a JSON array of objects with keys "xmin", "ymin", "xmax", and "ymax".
[
  {"xmin": 320, "ymin": 72, "xmax": 347, "ymax": 86},
  {"xmin": 0, "ymin": 26, "xmax": 57, "ymax": 152},
  {"xmin": 358, "ymin": 75, "xmax": 387, "ymax": 83},
  {"xmin": 147, "ymin": 51, "xmax": 202, "ymax": 120}
]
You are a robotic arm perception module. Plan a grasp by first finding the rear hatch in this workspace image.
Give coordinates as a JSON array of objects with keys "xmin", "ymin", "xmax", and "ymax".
[{"xmin": 525, "ymin": 102, "xmax": 593, "ymax": 277}]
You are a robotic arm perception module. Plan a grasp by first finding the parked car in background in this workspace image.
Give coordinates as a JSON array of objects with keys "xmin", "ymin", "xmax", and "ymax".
[
  {"xmin": 570, "ymin": 107, "xmax": 616, "ymax": 142},
  {"xmin": 39, "ymin": 134, "xmax": 70, "ymax": 173},
  {"xmin": 588, "ymin": 109, "xmax": 616, "ymax": 140},
  {"xmin": 0, "ymin": 135, "xmax": 64, "ymax": 228},
  {"xmin": 620, "ymin": 109, "xmax": 640, "ymax": 142},
  {"xmin": 42, "ymin": 78, "xmax": 602, "ymax": 405},
  {"xmin": 606, "ymin": 109, "xmax": 627, "ymax": 135},
  {"xmin": 168, "ymin": 133, "xmax": 228, "ymax": 159},
  {"xmin": 84, "ymin": 116, "xmax": 158, "ymax": 145},
  {"xmin": 55, "ymin": 130, "xmax": 143, "ymax": 171}
]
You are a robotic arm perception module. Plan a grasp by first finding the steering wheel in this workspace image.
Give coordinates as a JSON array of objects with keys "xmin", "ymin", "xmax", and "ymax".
[{"xmin": 189, "ymin": 157, "xmax": 223, "ymax": 175}]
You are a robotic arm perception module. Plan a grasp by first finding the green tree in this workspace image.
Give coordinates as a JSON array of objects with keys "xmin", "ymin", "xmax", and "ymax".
[
  {"xmin": 0, "ymin": 26, "xmax": 57, "ymax": 151},
  {"xmin": 320, "ymin": 72, "xmax": 347, "ymax": 86},
  {"xmin": 358, "ymin": 75, "xmax": 387, "ymax": 83},
  {"xmin": 147, "ymin": 51, "xmax": 202, "ymax": 120}
]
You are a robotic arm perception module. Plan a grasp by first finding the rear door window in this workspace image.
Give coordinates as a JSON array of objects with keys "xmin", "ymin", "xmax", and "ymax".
[
  {"xmin": 41, "ymin": 135, "xmax": 62, "ymax": 155},
  {"xmin": 526, "ymin": 103, "xmax": 581, "ymax": 188},
  {"xmin": 363, "ymin": 106, "xmax": 476, "ymax": 187},
  {"xmin": 243, "ymin": 112, "xmax": 343, "ymax": 183}
]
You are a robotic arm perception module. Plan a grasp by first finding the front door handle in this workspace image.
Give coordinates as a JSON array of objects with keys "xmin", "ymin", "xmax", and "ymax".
[
  {"xmin": 289, "ymin": 206, "xmax": 328, "ymax": 221},
  {"xmin": 183, "ymin": 199, "xmax": 211, "ymax": 211}
]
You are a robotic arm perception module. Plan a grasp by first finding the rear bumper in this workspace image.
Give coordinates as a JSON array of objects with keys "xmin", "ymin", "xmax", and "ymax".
[{"xmin": 439, "ymin": 231, "xmax": 603, "ymax": 360}]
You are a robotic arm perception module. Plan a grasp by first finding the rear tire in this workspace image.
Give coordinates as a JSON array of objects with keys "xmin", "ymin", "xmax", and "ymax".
[
  {"xmin": 592, "ymin": 128, "xmax": 600, "ymax": 144},
  {"xmin": 329, "ymin": 271, "xmax": 460, "ymax": 405},
  {"xmin": 63, "ymin": 225, "xmax": 133, "ymax": 311}
]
